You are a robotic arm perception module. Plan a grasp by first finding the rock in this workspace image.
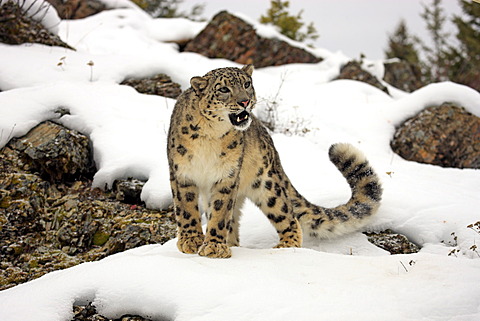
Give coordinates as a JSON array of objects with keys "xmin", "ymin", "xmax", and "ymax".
[
  {"xmin": 45, "ymin": 0, "xmax": 106, "ymax": 19},
  {"xmin": 0, "ymin": 0, "xmax": 73, "ymax": 50},
  {"xmin": 0, "ymin": 172, "xmax": 48, "ymax": 235},
  {"xmin": 72, "ymin": 303, "xmax": 153, "ymax": 321},
  {"xmin": 0, "ymin": 133, "xmax": 176, "ymax": 291},
  {"xmin": 121, "ymin": 74, "xmax": 182, "ymax": 99},
  {"xmin": 365, "ymin": 230, "xmax": 419, "ymax": 254},
  {"xmin": 383, "ymin": 60, "xmax": 424, "ymax": 92},
  {"xmin": 184, "ymin": 11, "xmax": 321, "ymax": 68},
  {"xmin": 114, "ymin": 178, "xmax": 145, "ymax": 205},
  {"xmin": 391, "ymin": 103, "xmax": 480, "ymax": 169},
  {"xmin": 335, "ymin": 60, "xmax": 389, "ymax": 94},
  {"xmin": 9, "ymin": 121, "xmax": 95, "ymax": 182}
]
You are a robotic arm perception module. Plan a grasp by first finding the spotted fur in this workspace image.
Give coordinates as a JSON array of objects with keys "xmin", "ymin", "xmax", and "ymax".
[{"xmin": 167, "ymin": 65, "xmax": 382, "ymax": 258}]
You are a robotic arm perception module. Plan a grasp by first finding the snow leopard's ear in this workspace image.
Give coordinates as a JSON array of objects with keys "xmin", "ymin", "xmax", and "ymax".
[
  {"xmin": 242, "ymin": 64, "xmax": 254, "ymax": 77},
  {"xmin": 190, "ymin": 76, "xmax": 208, "ymax": 94}
]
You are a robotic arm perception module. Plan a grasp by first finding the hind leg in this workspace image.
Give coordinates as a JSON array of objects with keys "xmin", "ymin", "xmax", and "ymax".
[
  {"xmin": 258, "ymin": 189, "xmax": 302, "ymax": 248},
  {"xmin": 226, "ymin": 196, "xmax": 246, "ymax": 247}
]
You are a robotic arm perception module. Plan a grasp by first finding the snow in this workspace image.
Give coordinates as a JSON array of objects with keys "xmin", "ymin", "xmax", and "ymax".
[{"xmin": 1, "ymin": 5, "xmax": 480, "ymax": 321}]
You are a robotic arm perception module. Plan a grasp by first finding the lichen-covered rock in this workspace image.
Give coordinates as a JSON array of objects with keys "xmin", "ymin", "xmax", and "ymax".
[
  {"xmin": 365, "ymin": 230, "xmax": 419, "ymax": 254},
  {"xmin": 45, "ymin": 0, "xmax": 106, "ymax": 19},
  {"xmin": 184, "ymin": 11, "xmax": 321, "ymax": 68},
  {"xmin": 0, "ymin": 0, "xmax": 73, "ymax": 49},
  {"xmin": 391, "ymin": 103, "xmax": 480, "ymax": 169},
  {"xmin": 72, "ymin": 303, "xmax": 152, "ymax": 321},
  {"xmin": 383, "ymin": 60, "xmax": 424, "ymax": 92},
  {"xmin": 9, "ymin": 121, "xmax": 95, "ymax": 182},
  {"xmin": 336, "ymin": 60, "xmax": 389, "ymax": 94},
  {"xmin": 114, "ymin": 178, "xmax": 145, "ymax": 205},
  {"xmin": 0, "ymin": 136, "xmax": 176, "ymax": 291},
  {"xmin": 121, "ymin": 74, "xmax": 182, "ymax": 99}
]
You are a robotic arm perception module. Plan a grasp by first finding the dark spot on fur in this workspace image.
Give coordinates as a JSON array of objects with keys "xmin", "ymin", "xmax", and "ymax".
[
  {"xmin": 252, "ymin": 179, "xmax": 261, "ymax": 189},
  {"xmin": 311, "ymin": 218, "xmax": 324, "ymax": 229},
  {"xmin": 190, "ymin": 133, "xmax": 199, "ymax": 140},
  {"xmin": 341, "ymin": 157, "xmax": 355, "ymax": 172},
  {"xmin": 274, "ymin": 183, "xmax": 282, "ymax": 197},
  {"xmin": 220, "ymin": 187, "xmax": 231, "ymax": 194},
  {"xmin": 267, "ymin": 214, "xmax": 286, "ymax": 223},
  {"xmin": 181, "ymin": 126, "xmax": 189, "ymax": 134},
  {"xmin": 256, "ymin": 167, "xmax": 264, "ymax": 176},
  {"xmin": 185, "ymin": 192, "xmax": 196, "ymax": 202},
  {"xmin": 227, "ymin": 199, "xmax": 234, "ymax": 211},
  {"xmin": 326, "ymin": 209, "xmax": 349, "ymax": 221},
  {"xmin": 349, "ymin": 202, "xmax": 372, "ymax": 218},
  {"xmin": 281, "ymin": 202, "xmax": 288, "ymax": 213},
  {"xmin": 210, "ymin": 228, "xmax": 217, "ymax": 236},
  {"xmin": 177, "ymin": 145, "xmax": 187, "ymax": 156},
  {"xmin": 364, "ymin": 181, "xmax": 382, "ymax": 201},
  {"xmin": 183, "ymin": 211, "xmax": 191, "ymax": 220},
  {"xmin": 265, "ymin": 181, "xmax": 272, "ymax": 190},
  {"xmin": 267, "ymin": 197, "xmax": 276, "ymax": 207},
  {"xmin": 214, "ymin": 199, "xmax": 224, "ymax": 211},
  {"xmin": 228, "ymin": 140, "xmax": 238, "ymax": 149}
]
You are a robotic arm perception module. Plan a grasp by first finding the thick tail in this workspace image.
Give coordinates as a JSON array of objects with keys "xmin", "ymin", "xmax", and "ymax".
[{"xmin": 294, "ymin": 143, "xmax": 382, "ymax": 238}]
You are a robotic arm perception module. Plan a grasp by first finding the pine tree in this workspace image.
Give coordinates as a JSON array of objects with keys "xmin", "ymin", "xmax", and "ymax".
[
  {"xmin": 445, "ymin": 0, "xmax": 480, "ymax": 91},
  {"xmin": 420, "ymin": 0, "xmax": 450, "ymax": 82},
  {"xmin": 259, "ymin": 0, "xmax": 319, "ymax": 44},
  {"xmin": 385, "ymin": 19, "xmax": 421, "ymax": 64}
]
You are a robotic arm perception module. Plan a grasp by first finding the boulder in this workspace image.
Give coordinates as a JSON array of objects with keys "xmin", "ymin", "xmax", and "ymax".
[
  {"xmin": 365, "ymin": 230, "xmax": 419, "ymax": 254},
  {"xmin": 0, "ymin": 145, "xmax": 176, "ymax": 291},
  {"xmin": 9, "ymin": 121, "xmax": 95, "ymax": 182},
  {"xmin": 45, "ymin": 0, "xmax": 105, "ymax": 19},
  {"xmin": 335, "ymin": 60, "xmax": 389, "ymax": 94},
  {"xmin": 121, "ymin": 74, "xmax": 182, "ymax": 99},
  {"xmin": 73, "ymin": 303, "xmax": 152, "ymax": 321},
  {"xmin": 0, "ymin": 0, "xmax": 73, "ymax": 49},
  {"xmin": 391, "ymin": 103, "xmax": 480, "ymax": 169},
  {"xmin": 383, "ymin": 60, "xmax": 424, "ymax": 92},
  {"xmin": 114, "ymin": 178, "xmax": 145, "ymax": 205},
  {"xmin": 184, "ymin": 11, "xmax": 321, "ymax": 68}
]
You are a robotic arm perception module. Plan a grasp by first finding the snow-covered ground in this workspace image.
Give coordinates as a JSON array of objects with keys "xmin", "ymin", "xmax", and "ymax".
[{"xmin": 1, "ymin": 2, "xmax": 479, "ymax": 320}]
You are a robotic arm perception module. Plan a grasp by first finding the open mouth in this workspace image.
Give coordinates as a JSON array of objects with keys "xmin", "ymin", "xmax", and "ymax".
[{"xmin": 228, "ymin": 110, "xmax": 250, "ymax": 127}]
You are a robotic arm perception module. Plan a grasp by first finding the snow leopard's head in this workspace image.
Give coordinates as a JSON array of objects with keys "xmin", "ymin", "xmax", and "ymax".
[{"xmin": 190, "ymin": 65, "xmax": 256, "ymax": 131}]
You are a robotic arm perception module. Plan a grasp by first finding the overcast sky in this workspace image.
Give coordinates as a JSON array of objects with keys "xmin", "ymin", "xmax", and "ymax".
[{"xmin": 179, "ymin": 0, "xmax": 463, "ymax": 60}]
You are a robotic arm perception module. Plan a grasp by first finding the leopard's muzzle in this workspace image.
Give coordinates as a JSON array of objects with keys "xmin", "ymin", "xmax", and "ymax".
[{"xmin": 229, "ymin": 110, "xmax": 252, "ymax": 130}]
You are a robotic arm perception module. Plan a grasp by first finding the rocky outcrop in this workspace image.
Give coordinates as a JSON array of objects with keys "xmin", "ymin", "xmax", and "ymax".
[
  {"xmin": 0, "ymin": 122, "xmax": 176, "ymax": 291},
  {"xmin": 365, "ymin": 230, "xmax": 419, "ymax": 254},
  {"xmin": 121, "ymin": 74, "xmax": 182, "ymax": 99},
  {"xmin": 335, "ymin": 61, "xmax": 389, "ymax": 94},
  {"xmin": 9, "ymin": 121, "xmax": 95, "ymax": 182},
  {"xmin": 0, "ymin": 0, "xmax": 73, "ymax": 49},
  {"xmin": 391, "ymin": 103, "xmax": 480, "ymax": 169},
  {"xmin": 184, "ymin": 11, "xmax": 321, "ymax": 68},
  {"xmin": 45, "ymin": 0, "xmax": 105, "ymax": 19},
  {"xmin": 73, "ymin": 303, "xmax": 152, "ymax": 321},
  {"xmin": 383, "ymin": 60, "xmax": 424, "ymax": 92}
]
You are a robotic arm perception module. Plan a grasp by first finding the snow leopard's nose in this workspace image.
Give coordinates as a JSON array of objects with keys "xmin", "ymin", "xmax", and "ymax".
[{"xmin": 237, "ymin": 99, "xmax": 250, "ymax": 108}]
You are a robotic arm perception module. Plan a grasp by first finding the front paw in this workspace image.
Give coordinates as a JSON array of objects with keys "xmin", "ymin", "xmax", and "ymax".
[
  {"xmin": 274, "ymin": 237, "xmax": 302, "ymax": 249},
  {"xmin": 198, "ymin": 242, "xmax": 232, "ymax": 258},
  {"xmin": 177, "ymin": 234, "xmax": 204, "ymax": 254}
]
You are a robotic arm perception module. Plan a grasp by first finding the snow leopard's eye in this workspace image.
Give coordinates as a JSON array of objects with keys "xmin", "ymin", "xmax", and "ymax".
[
  {"xmin": 244, "ymin": 81, "xmax": 251, "ymax": 89},
  {"xmin": 218, "ymin": 87, "xmax": 230, "ymax": 93}
]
